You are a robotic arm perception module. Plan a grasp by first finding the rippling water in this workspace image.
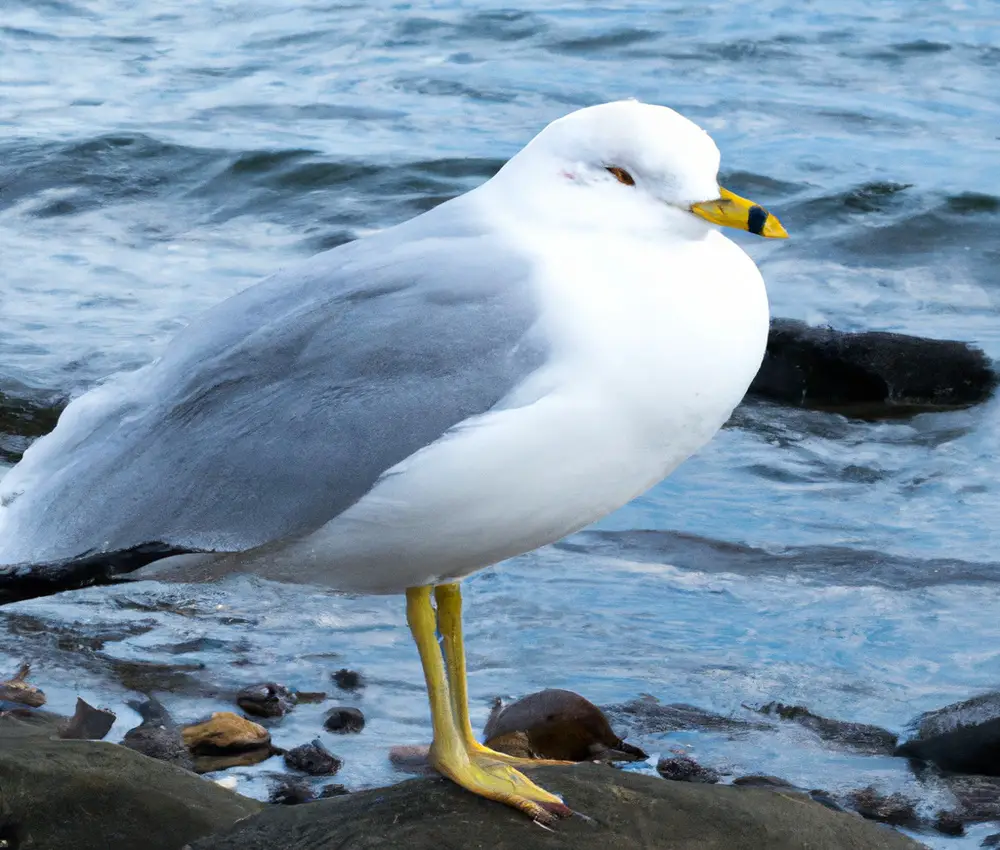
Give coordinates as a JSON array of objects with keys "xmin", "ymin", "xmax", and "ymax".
[{"xmin": 2, "ymin": 2, "xmax": 999, "ymax": 845}]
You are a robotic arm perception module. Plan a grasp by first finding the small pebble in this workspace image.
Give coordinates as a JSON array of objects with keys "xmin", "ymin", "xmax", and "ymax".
[
  {"xmin": 284, "ymin": 739, "xmax": 342, "ymax": 776},
  {"xmin": 236, "ymin": 682, "xmax": 297, "ymax": 718},
  {"xmin": 332, "ymin": 669, "xmax": 364, "ymax": 691},
  {"xmin": 318, "ymin": 783, "xmax": 350, "ymax": 798},
  {"xmin": 656, "ymin": 756, "xmax": 720, "ymax": 784},
  {"xmin": 324, "ymin": 706, "xmax": 365, "ymax": 734}
]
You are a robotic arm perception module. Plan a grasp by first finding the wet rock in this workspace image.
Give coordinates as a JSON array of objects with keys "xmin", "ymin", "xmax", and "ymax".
[
  {"xmin": 183, "ymin": 711, "xmax": 271, "ymax": 752},
  {"xmin": 754, "ymin": 701, "xmax": 898, "ymax": 754},
  {"xmin": 896, "ymin": 691, "xmax": 1000, "ymax": 775},
  {"xmin": 932, "ymin": 810, "xmax": 965, "ymax": 836},
  {"xmin": 189, "ymin": 763, "xmax": 922, "ymax": 850},
  {"xmin": 603, "ymin": 695, "xmax": 770, "ymax": 735},
  {"xmin": 60, "ymin": 697, "xmax": 116, "ymax": 740},
  {"xmin": 749, "ymin": 318, "xmax": 998, "ymax": 418},
  {"xmin": 656, "ymin": 756, "xmax": 720, "ymax": 783},
  {"xmin": 732, "ymin": 774, "xmax": 795, "ymax": 788},
  {"xmin": 0, "ymin": 711, "xmax": 262, "ymax": 850},
  {"xmin": 318, "ymin": 783, "xmax": 350, "ymax": 798},
  {"xmin": 846, "ymin": 786, "xmax": 921, "ymax": 829},
  {"xmin": 323, "ymin": 706, "xmax": 365, "ymax": 734},
  {"xmin": 0, "ymin": 662, "xmax": 46, "ymax": 707},
  {"xmin": 193, "ymin": 747, "xmax": 276, "ymax": 774},
  {"xmin": 938, "ymin": 773, "xmax": 1000, "ymax": 823},
  {"xmin": 237, "ymin": 682, "xmax": 298, "ymax": 718},
  {"xmin": 388, "ymin": 744, "xmax": 435, "ymax": 776},
  {"xmin": 332, "ymin": 668, "xmax": 364, "ymax": 691},
  {"xmin": 122, "ymin": 697, "xmax": 194, "ymax": 770},
  {"xmin": 268, "ymin": 776, "xmax": 316, "ymax": 805},
  {"xmin": 484, "ymin": 690, "xmax": 647, "ymax": 762},
  {"xmin": 284, "ymin": 739, "xmax": 342, "ymax": 776},
  {"xmin": 982, "ymin": 833, "xmax": 1000, "ymax": 848}
]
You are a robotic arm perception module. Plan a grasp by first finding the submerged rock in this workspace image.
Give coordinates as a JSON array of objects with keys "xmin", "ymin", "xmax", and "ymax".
[
  {"xmin": 656, "ymin": 755, "xmax": 720, "ymax": 783},
  {"xmin": 484, "ymin": 689, "xmax": 646, "ymax": 762},
  {"xmin": 323, "ymin": 706, "xmax": 365, "ymax": 734},
  {"xmin": 749, "ymin": 318, "xmax": 998, "ymax": 417},
  {"xmin": 896, "ymin": 691, "xmax": 1000, "ymax": 775},
  {"xmin": 604, "ymin": 695, "xmax": 769, "ymax": 735},
  {"xmin": 846, "ymin": 786, "xmax": 921, "ymax": 829},
  {"xmin": 237, "ymin": 682, "xmax": 298, "ymax": 718},
  {"xmin": 332, "ymin": 668, "xmax": 364, "ymax": 691},
  {"xmin": 0, "ymin": 712, "xmax": 262, "ymax": 850},
  {"xmin": 189, "ymin": 763, "xmax": 922, "ymax": 850},
  {"xmin": 754, "ymin": 701, "xmax": 898, "ymax": 754},
  {"xmin": 268, "ymin": 776, "xmax": 316, "ymax": 805},
  {"xmin": 0, "ymin": 662, "xmax": 46, "ymax": 707},
  {"xmin": 284, "ymin": 739, "xmax": 342, "ymax": 776}
]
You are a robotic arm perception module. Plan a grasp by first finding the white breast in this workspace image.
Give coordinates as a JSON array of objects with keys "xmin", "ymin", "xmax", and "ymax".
[{"xmin": 257, "ymin": 226, "xmax": 769, "ymax": 594}]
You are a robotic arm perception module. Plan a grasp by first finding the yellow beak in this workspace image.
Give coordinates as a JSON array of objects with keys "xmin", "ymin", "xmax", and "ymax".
[{"xmin": 689, "ymin": 187, "xmax": 788, "ymax": 238}]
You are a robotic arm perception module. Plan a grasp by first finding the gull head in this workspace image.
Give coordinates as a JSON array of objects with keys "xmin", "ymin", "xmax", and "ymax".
[{"xmin": 491, "ymin": 100, "xmax": 787, "ymax": 240}]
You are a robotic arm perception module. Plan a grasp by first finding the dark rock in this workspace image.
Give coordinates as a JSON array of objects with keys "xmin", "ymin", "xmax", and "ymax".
[
  {"xmin": 809, "ymin": 790, "xmax": 846, "ymax": 812},
  {"xmin": 121, "ymin": 697, "xmax": 194, "ymax": 771},
  {"xmin": 603, "ymin": 695, "xmax": 770, "ymax": 735},
  {"xmin": 749, "ymin": 318, "xmax": 998, "ymax": 418},
  {"xmin": 284, "ymin": 739, "xmax": 342, "ymax": 776},
  {"xmin": 193, "ymin": 747, "xmax": 276, "ymax": 774},
  {"xmin": 938, "ymin": 773, "xmax": 1000, "ymax": 823},
  {"xmin": 846, "ymin": 786, "xmax": 921, "ymax": 829},
  {"xmin": 755, "ymin": 701, "xmax": 898, "ymax": 754},
  {"xmin": 237, "ymin": 682, "xmax": 298, "ymax": 718},
  {"xmin": 656, "ymin": 756, "xmax": 720, "ymax": 783},
  {"xmin": 323, "ymin": 706, "xmax": 365, "ymax": 734},
  {"xmin": 896, "ymin": 691, "xmax": 1000, "ymax": 775},
  {"xmin": 982, "ymin": 833, "xmax": 1000, "ymax": 848},
  {"xmin": 0, "ymin": 662, "xmax": 45, "ymax": 707},
  {"xmin": 318, "ymin": 783, "xmax": 350, "ymax": 798},
  {"xmin": 932, "ymin": 810, "xmax": 965, "ymax": 836},
  {"xmin": 484, "ymin": 690, "xmax": 647, "ymax": 762},
  {"xmin": 268, "ymin": 776, "xmax": 316, "ymax": 805},
  {"xmin": 332, "ymin": 669, "xmax": 364, "ymax": 691},
  {"xmin": 60, "ymin": 697, "xmax": 115, "ymax": 740},
  {"xmin": 0, "ymin": 711, "xmax": 262, "ymax": 850},
  {"xmin": 732, "ymin": 774, "xmax": 795, "ymax": 788},
  {"xmin": 189, "ymin": 763, "xmax": 922, "ymax": 850}
]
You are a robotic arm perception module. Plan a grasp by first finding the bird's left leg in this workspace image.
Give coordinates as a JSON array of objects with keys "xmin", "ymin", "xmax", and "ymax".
[{"xmin": 434, "ymin": 582, "xmax": 572, "ymax": 768}]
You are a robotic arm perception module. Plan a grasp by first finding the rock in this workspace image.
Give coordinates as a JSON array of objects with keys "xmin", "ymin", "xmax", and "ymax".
[
  {"xmin": 932, "ymin": 810, "xmax": 965, "ymax": 836},
  {"xmin": 268, "ymin": 776, "xmax": 316, "ymax": 805},
  {"xmin": 60, "ymin": 697, "xmax": 116, "ymax": 740},
  {"xmin": 284, "ymin": 739, "xmax": 342, "ymax": 776},
  {"xmin": 0, "ymin": 711, "xmax": 262, "ymax": 850},
  {"xmin": 938, "ymin": 773, "xmax": 1000, "ymax": 823},
  {"xmin": 896, "ymin": 691, "xmax": 1000, "ymax": 775},
  {"xmin": 318, "ymin": 783, "xmax": 350, "ymax": 798},
  {"xmin": 982, "ymin": 833, "xmax": 1000, "ymax": 848},
  {"xmin": 323, "ymin": 706, "xmax": 365, "ymax": 734},
  {"xmin": 656, "ymin": 756, "xmax": 720, "ymax": 783},
  {"xmin": 332, "ymin": 669, "xmax": 364, "ymax": 691},
  {"xmin": 484, "ymin": 690, "xmax": 647, "ymax": 762},
  {"xmin": 603, "ymin": 695, "xmax": 770, "ymax": 735},
  {"xmin": 754, "ymin": 701, "xmax": 898, "ymax": 754},
  {"xmin": 183, "ymin": 711, "xmax": 271, "ymax": 752},
  {"xmin": 237, "ymin": 682, "xmax": 298, "ymax": 718},
  {"xmin": 846, "ymin": 786, "xmax": 920, "ymax": 829},
  {"xmin": 189, "ymin": 763, "xmax": 922, "ymax": 850},
  {"xmin": 193, "ymin": 747, "xmax": 276, "ymax": 774},
  {"xmin": 749, "ymin": 318, "xmax": 998, "ymax": 418},
  {"xmin": 732, "ymin": 774, "xmax": 795, "ymax": 788},
  {"xmin": 122, "ymin": 697, "xmax": 194, "ymax": 770},
  {"xmin": 0, "ymin": 662, "xmax": 46, "ymax": 707}
]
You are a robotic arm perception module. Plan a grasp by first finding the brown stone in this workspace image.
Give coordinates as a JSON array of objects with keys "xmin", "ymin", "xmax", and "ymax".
[{"xmin": 182, "ymin": 711, "xmax": 270, "ymax": 753}]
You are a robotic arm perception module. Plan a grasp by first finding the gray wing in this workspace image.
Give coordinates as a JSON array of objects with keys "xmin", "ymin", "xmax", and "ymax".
[{"xmin": 0, "ymin": 202, "xmax": 547, "ymax": 564}]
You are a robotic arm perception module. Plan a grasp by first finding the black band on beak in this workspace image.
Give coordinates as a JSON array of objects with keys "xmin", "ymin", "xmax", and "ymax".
[{"xmin": 747, "ymin": 205, "xmax": 769, "ymax": 236}]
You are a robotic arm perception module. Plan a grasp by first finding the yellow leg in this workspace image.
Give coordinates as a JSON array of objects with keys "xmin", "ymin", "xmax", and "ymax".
[
  {"xmin": 434, "ymin": 583, "xmax": 573, "ymax": 768},
  {"xmin": 406, "ymin": 586, "xmax": 570, "ymax": 823}
]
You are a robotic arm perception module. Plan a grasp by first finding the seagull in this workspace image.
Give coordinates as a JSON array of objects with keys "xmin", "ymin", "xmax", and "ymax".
[{"xmin": 0, "ymin": 100, "xmax": 786, "ymax": 821}]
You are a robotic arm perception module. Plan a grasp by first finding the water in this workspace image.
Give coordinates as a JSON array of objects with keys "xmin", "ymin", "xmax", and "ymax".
[{"xmin": 1, "ymin": 1, "xmax": 999, "ymax": 845}]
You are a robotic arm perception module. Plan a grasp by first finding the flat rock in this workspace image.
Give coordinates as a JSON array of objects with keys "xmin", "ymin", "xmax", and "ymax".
[
  {"xmin": 484, "ymin": 689, "xmax": 646, "ymax": 762},
  {"xmin": 0, "ymin": 713, "xmax": 262, "ymax": 850},
  {"xmin": 190, "ymin": 763, "xmax": 921, "ymax": 850},
  {"xmin": 603, "ymin": 695, "xmax": 770, "ymax": 735},
  {"xmin": 183, "ymin": 711, "xmax": 270, "ymax": 752},
  {"xmin": 755, "ymin": 702, "xmax": 898, "ymax": 754}
]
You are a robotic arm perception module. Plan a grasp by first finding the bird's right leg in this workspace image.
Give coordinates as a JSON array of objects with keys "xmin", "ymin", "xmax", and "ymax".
[{"xmin": 406, "ymin": 585, "xmax": 570, "ymax": 824}]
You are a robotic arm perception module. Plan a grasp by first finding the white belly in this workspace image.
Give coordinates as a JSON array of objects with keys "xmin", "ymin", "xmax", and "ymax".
[{"xmin": 240, "ymin": 229, "xmax": 769, "ymax": 593}]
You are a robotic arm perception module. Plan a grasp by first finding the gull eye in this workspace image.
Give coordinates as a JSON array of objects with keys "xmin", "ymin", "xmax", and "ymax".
[{"xmin": 605, "ymin": 166, "xmax": 635, "ymax": 186}]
